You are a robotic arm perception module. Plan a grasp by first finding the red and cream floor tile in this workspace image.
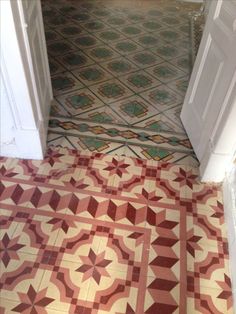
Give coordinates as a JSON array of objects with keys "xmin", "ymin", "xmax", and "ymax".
[{"xmin": 0, "ymin": 146, "xmax": 233, "ymax": 313}]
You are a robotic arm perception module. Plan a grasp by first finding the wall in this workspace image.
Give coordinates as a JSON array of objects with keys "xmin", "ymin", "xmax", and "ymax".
[{"xmin": 223, "ymin": 165, "xmax": 236, "ymax": 312}]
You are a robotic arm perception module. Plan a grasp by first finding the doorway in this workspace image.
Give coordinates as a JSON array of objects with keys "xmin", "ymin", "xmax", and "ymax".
[{"xmin": 42, "ymin": 0, "xmax": 204, "ymax": 166}]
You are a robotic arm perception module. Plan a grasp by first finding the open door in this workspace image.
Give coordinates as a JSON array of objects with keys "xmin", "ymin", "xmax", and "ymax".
[
  {"xmin": 181, "ymin": 0, "xmax": 236, "ymax": 182},
  {"xmin": 0, "ymin": 0, "xmax": 52, "ymax": 159}
]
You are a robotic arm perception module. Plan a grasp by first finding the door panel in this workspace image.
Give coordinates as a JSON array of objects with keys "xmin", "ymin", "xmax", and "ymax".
[
  {"xmin": 181, "ymin": 0, "xmax": 236, "ymax": 180},
  {"xmin": 20, "ymin": 0, "xmax": 52, "ymax": 133}
]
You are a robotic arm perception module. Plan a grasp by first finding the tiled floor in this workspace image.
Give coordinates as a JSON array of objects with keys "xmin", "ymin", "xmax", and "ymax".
[
  {"xmin": 43, "ymin": 0, "xmax": 201, "ymax": 166},
  {"xmin": 0, "ymin": 146, "xmax": 233, "ymax": 313}
]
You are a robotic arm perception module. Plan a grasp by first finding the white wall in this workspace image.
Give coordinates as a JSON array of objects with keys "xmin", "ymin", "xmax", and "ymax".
[
  {"xmin": 0, "ymin": 71, "xmax": 17, "ymax": 156},
  {"xmin": 223, "ymin": 165, "xmax": 236, "ymax": 313}
]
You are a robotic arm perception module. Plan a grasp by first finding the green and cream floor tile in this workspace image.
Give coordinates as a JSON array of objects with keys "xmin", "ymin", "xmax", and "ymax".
[
  {"xmin": 167, "ymin": 76, "xmax": 190, "ymax": 96},
  {"xmin": 133, "ymin": 112, "xmax": 186, "ymax": 134},
  {"xmin": 55, "ymin": 24, "xmax": 86, "ymax": 38},
  {"xmin": 45, "ymin": 30, "xmax": 63, "ymax": 43},
  {"xmin": 163, "ymin": 104, "xmax": 185, "ymax": 129},
  {"xmin": 47, "ymin": 39, "xmax": 78, "ymax": 56},
  {"xmin": 51, "ymin": 72, "xmax": 84, "ymax": 96},
  {"xmin": 145, "ymin": 62, "xmax": 186, "ymax": 84},
  {"xmin": 71, "ymin": 33, "xmax": 101, "ymax": 49},
  {"xmin": 57, "ymin": 51, "xmax": 95, "ymax": 70},
  {"xmin": 141, "ymin": 84, "xmax": 183, "ymax": 112},
  {"xmin": 132, "ymin": 34, "xmax": 163, "ymax": 48},
  {"xmin": 71, "ymin": 64, "xmax": 112, "ymax": 86},
  {"xmin": 55, "ymin": 88, "xmax": 105, "ymax": 116},
  {"xmin": 95, "ymin": 29, "xmax": 125, "ymax": 43},
  {"xmin": 119, "ymin": 25, "xmax": 146, "ymax": 38},
  {"xmin": 119, "ymin": 70, "xmax": 161, "ymax": 93},
  {"xmin": 80, "ymin": 20, "xmax": 109, "ymax": 32},
  {"xmin": 49, "ymin": 59, "xmax": 66, "ymax": 76},
  {"xmin": 42, "ymin": 0, "xmax": 201, "ymax": 165},
  {"xmin": 90, "ymin": 79, "xmax": 134, "ymax": 104},
  {"xmin": 74, "ymin": 106, "xmax": 126, "ymax": 125},
  {"xmin": 151, "ymin": 43, "xmax": 188, "ymax": 61},
  {"xmin": 127, "ymin": 50, "xmax": 163, "ymax": 69},
  {"xmin": 108, "ymin": 39, "xmax": 144, "ymax": 56},
  {"xmin": 100, "ymin": 57, "xmax": 139, "ymax": 76},
  {"xmin": 48, "ymin": 116, "xmax": 192, "ymax": 152},
  {"xmin": 85, "ymin": 45, "xmax": 120, "ymax": 62},
  {"xmin": 170, "ymin": 55, "xmax": 192, "ymax": 73},
  {"xmin": 108, "ymin": 95, "xmax": 160, "ymax": 125}
]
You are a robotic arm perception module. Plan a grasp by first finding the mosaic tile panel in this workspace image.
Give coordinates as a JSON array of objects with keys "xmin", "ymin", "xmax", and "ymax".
[
  {"xmin": 0, "ymin": 146, "xmax": 233, "ymax": 313},
  {"xmin": 44, "ymin": 0, "xmax": 200, "ymax": 165}
]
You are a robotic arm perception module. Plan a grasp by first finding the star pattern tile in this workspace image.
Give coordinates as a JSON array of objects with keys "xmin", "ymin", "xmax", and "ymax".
[{"xmin": 0, "ymin": 146, "xmax": 233, "ymax": 313}]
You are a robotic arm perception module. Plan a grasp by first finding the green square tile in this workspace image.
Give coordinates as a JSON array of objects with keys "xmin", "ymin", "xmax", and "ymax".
[
  {"xmin": 97, "ymin": 30, "xmax": 123, "ymax": 42},
  {"xmin": 128, "ymin": 51, "xmax": 163, "ymax": 68},
  {"xmin": 91, "ymin": 79, "xmax": 133, "ymax": 104},
  {"xmin": 47, "ymin": 40, "xmax": 76, "ymax": 56},
  {"xmin": 120, "ymin": 71, "xmax": 161, "ymax": 93},
  {"xmin": 51, "ymin": 72, "xmax": 84, "ymax": 96},
  {"xmin": 146, "ymin": 62, "xmax": 186, "ymax": 83},
  {"xmin": 101, "ymin": 58, "xmax": 138, "ymax": 76},
  {"xmin": 120, "ymin": 26, "xmax": 143, "ymax": 37},
  {"xmin": 56, "ymin": 25, "xmax": 84, "ymax": 37},
  {"xmin": 86, "ymin": 46, "xmax": 120, "ymax": 62},
  {"xmin": 111, "ymin": 40, "xmax": 143, "ymax": 55},
  {"xmin": 73, "ymin": 34, "xmax": 99, "ymax": 49},
  {"xmin": 72, "ymin": 65, "xmax": 112, "ymax": 86},
  {"xmin": 141, "ymin": 85, "xmax": 182, "ymax": 112},
  {"xmin": 58, "ymin": 51, "xmax": 94, "ymax": 70},
  {"xmin": 56, "ymin": 88, "xmax": 104, "ymax": 115}
]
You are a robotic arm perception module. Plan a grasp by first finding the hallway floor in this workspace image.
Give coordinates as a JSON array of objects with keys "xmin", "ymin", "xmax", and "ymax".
[
  {"xmin": 43, "ymin": 0, "xmax": 200, "ymax": 166},
  {"xmin": 0, "ymin": 146, "xmax": 233, "ymax": 313}
]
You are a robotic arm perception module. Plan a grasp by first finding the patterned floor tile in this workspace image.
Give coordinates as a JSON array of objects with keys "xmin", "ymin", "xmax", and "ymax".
[
  {"xmin": 170, "ymin": 55, "xmax": 192, "ymax": 74},
  {"xmin": 85, "ymin": 45, "xmax": 120, "ymax": 62},
  {"xmin": 141, "ymin": 85, "xmax": 183, "ymax": 113},
  {"xmin": 71, "ymin": 33, "xmax": 101, "ymax": 49},
  {"xmin": 72, "ymin": 64, "xmax": 113, "ymax": 86},
  {"xmin": 55, "ymin": 24, "xmax": 85, "ymax": 38},
  {"xmin": 109, "ymin": 39, "xmax": 144, "ymax": 56},
  {"xmin": 151, "ymin": 43, "xmax": 188, "ymax": 61},
  {"xmin": 91, "ymin": 79, "xmax": 134, "ymax": 104},
  {"xmin": 132, "ymin": 34, "xmax": 163, "ymax": 49},
  {"xmin": 100, "ymin": 57, "xmax": 139, "ymax": 76},
  {"xmin": 42, "ymin": 0, "xmax": 201, "ymax": 166},
  {"xmin": 75, "ymin": 105, "xmax": 126, "ymax": 124},
  {"xmin": 120, "ymin": 70, "xmax": 161, "ymax": 93},
  {"xmin": 0, "ymin": 145, "xmax": 233, "ymax": 312},
  {"xmin": 95, "ymin": 29, "xmax": 125, "ymax": 43},
  {"xmin": 47, "ymin": 40, "xmax": 77, "ymax": 57},
  {"xmin": 108, "ymin": 95, "xmax": 160, "ymax": 125},
  {"xmin": 145, "ymin": 62, "xmax": 186, "ymax": 84},
  {"xmin": 133, "ymin": 112, "xmax": 186, "ymax": 133},
  {"xmin": 127, "ymin": 50, "xmax": 164, "ymax": 69},
  {"xmin": 57, "ymin": 51, "xmax": 95, "ymax": 70},
  {"xmin": 49, "ymin": 59, "xmax": 66, "ymax": 76},
  {"xmin": 55, "ymin": 88, "xmax": 104, "ymax": 116},
  {"xmin": 51, "ymin": 72, "xmax": 84, "ymax": 96},
  {"xmin": 168, "ymin": 76, "xmax": 190, "ymax": 96}
]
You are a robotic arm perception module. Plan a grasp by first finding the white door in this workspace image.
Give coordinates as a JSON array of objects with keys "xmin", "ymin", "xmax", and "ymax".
[
  {"xmin": 181, "ymin": 0, "xmax": 236, "ymax": 182},
  {"xmin": 0, "ymin": 0, "xmax": 52, "ymax": 159},
  {"xmin": 20, "ymin": 0, "xmax": 53, "ymax": 133}
]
